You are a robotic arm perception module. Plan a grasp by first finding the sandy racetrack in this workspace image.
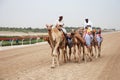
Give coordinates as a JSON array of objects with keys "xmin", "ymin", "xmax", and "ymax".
[{"xmin": 0, "ymin": 32, "xmax": 120, "ymax": 80}]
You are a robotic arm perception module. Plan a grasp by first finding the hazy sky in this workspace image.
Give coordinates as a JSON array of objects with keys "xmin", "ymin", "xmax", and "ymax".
[{"xmin": 0, "ymin": 0, "xmax": 120, "ymax": 29}]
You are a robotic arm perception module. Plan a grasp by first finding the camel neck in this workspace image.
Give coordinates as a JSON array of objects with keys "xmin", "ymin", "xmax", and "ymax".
[{"xmin": 48, "ymin": 30, "xmax": 55, "ymax": 49}]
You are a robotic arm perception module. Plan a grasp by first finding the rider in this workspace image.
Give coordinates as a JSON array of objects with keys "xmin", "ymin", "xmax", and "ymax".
[
  {"xmin": 96, "ymin": 28, "xmax": 103, "ymax": 46},
  {"xmin": 96, "ymin": 28, "xmax": 102, "ymax": 38},
  {"xmin": 83, "ymin": 18, "xmax": 93, "ymax": 47},
  {"xmin": 84, "ymin": 18, "xmax": 93, "ymax": 32},
  {"xmin": 55, "ymin": 16, "xmax": 85, "ymax": 44},
  {"xmin": 55, "ymin": 16, "xmax": 67, "ymax": 34}
]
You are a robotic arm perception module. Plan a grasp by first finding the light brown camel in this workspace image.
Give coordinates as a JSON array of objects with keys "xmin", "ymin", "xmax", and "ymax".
[
  {"xmin": 46, "ymin": 24, "xmax": 67, "ymax": 68},
  {"xmin": 43, "ymin": 35, "xmax": 61, "ymax": 57}
]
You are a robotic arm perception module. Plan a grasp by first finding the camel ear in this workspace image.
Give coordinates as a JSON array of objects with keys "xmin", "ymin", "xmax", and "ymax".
[
  {"xmin": 46, "ymin": 24, "xmax": 48, "ymax": 27},
  {"xmin": 50, "ymin": 25, "xmax": 53, "ymax": 27}
]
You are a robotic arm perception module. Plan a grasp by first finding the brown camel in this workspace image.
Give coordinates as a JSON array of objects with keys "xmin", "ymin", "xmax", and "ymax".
[
  {"xmin": 69, "ymin": 29, "xmax": 85, "ymax": 63},
  {"xmin": 73, "ymin": 28, "xmax": 93, "ymax": 63},
  {"xmin": 91, "ymin": 31, "xmax": 98, "ymax": 58},
  {"xmin": 46, "ymin": 24, "xmax": 67, "ymax": 68},
  {"xmin": 91, "ymin": 30, "xmax": 103, "ymax": 58}
]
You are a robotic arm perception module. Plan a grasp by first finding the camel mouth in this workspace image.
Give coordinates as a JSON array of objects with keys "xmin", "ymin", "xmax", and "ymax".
[{"xmin": 47, "ymin": 29, "xmax": 51, "ymax": 31}]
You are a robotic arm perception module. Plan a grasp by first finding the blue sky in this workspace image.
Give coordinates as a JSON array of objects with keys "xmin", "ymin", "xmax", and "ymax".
[{"xmin": 0, "ymin": 0, "xmax": 120, "ymax": 29}]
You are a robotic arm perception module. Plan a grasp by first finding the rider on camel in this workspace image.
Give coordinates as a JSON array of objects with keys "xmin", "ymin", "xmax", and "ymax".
[
  {"xmin": 55, "ymin": 16, "xmax": 85, "ymax": 44},
  {"xmin": 55, "ymin": 16, "xmax": 67, "ymax": 34},
  {"xmin": 83, "ymin": 18, "xmax": 93, "ymax": 47}
]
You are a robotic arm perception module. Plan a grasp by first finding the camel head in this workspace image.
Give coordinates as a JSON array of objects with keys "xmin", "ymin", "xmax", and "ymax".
[{"xmin": 46, "ymin": 24, "xmax": 53, "ymax": 31}]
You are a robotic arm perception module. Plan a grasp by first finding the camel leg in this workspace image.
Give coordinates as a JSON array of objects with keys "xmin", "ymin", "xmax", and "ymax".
[
  {"xmin": 55, "ymin": 55, "xmax": 59, "ymax": 66},
  {"xmin": 68, "ymin": 47, "xmax": 72, "ymax": 61},
  {"xmin": 64, "ymin": 48, "xmax": 68, "ymax": 62},
  {"xmin": 96, "ymin": 46, "xmax": 99, "ymax": 59},
  {"xmin": 98, "ymin": 47, "xmax": 101, "ymax": 57},
  {"xmin": 57, "ymin": 48, "xmax": 60, "ymax": 61},
  {"xmin": 87, "ymin": 46, "xmax": 92, "ymax": 61},
  {"xmin": 73, "ymin": 45, "xmax": 77, "ymax": 62},
  {"xmin": 77, "ymin": 45, "xmax": 81, "ymax": 63},
  {"xmin": 64, "ymin": 48, "xmax": 67, "ymax": 63},
  {"xmin": 96, "ymin": 41, "xmax": 100, "ymax": 58},
  {"xmin": 84, "ymin": 46, "xmax": 87, "ymax": 63},
  {"xmin": 51, "ymin": 56, "xmax": 55, "ymax": 68},
  {"xmin": 82, "ymin": 46, "xmax": 85, "ymax": 61},
  {"xmin": 98, "ymin": 43, "xmax": 101, "ymax": 57},
  {"xmin": 91, "ymin": 45, "xmax": 94, "ymax": 56},
  {"xmin": 95, "ymin": 45, "xmax": 99, "ymax": 59},
  {"xmin": 90, "ymin": 45, "xmax": 93, "ymax": 57},
  {"xmin": 95, "ymin": 45, "xmax": 97, "ymax": 57},
  {"xmin": 65, "ymin": 46, "xmax": 69, "ymax": 61},
  {"xmin": 52, "ymin": 42, "xmax": 60, "ymax": 67},
  {"xmin": 61, "ymin": 49, "xmax": 66, "ymax": 63}
]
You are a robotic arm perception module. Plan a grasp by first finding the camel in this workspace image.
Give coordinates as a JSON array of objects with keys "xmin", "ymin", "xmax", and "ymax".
[
  {"xmin": 68, "ymin": 28, "xmax": 94, "ymax": 63},
  {"xmin": 91, "ymin": 30, "xmax": 103, "ymax": 58},
  {"xmin": 70, "ymin": 33, "xmax": 81, "ymax": 63},
  {"xmin": 46, "ymin": 24, "xmax": 67, "ymax": 68},
  {"xmin": 69, "ymin": 29, "xmax": 85, "ymax": 63},
  {"xmin": 43, "ymin": 35, "xmax": 61, "ymax": 57},
  {"xmin": 91, "ymin": 31, "xmax": 98, "ymax": 58},
  {"xmin": 43, "ymin": 36, "xmax": 51, "ymax": 46},
  {"xmin": 76, "ymin": 28, "xmax": 93, "ymax": 63}
]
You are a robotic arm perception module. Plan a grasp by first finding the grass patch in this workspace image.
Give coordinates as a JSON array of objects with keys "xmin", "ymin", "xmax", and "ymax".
[{"xmin": 0, "ymin": 36, "xmax": 44, "ymax": 46}]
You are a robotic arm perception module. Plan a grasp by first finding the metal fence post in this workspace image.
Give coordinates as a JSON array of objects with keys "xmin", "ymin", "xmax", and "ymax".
[
  {"xmin": 29, "ymin": 38, "xmax": 32, "ymax": 44},
  {"xmin": 0, "ymin": 40, "xmax": 3, "ymax": 47},
  {"xmin": 22, "ymin": 39, "xmax": 24, "ymax": 45},
  {"xmin": 11, "ymin": 39, "xmax": 14, "ymax": 46}
]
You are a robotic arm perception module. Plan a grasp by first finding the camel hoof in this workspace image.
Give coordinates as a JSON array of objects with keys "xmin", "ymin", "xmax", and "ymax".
[
  {"xmin": 82, "ymin": 58, "xmax": 85, "ymax": 61},
  {"xmin": 98, "ymin": 54, "xmax": 101, "ymax": 57},
  {"xmin": 51, "ymin": 65, "xmax": 55, "ymax": 68},
  {"xmin": 90, "ymin": 58, "xmax": 92, "ymax": 61},
  {"xmin": 64, "ymin": 60, "xmax": 67, "ymax": 63},
  {"xmin": 91, "ymin": 53, "xmax": 94, "ymax": 56}
]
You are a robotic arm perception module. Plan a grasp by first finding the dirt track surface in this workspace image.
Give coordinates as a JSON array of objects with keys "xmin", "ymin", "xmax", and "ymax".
[{"xmin": 0, "ymin": 32, "xmax": 120, "ymax": 80}]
